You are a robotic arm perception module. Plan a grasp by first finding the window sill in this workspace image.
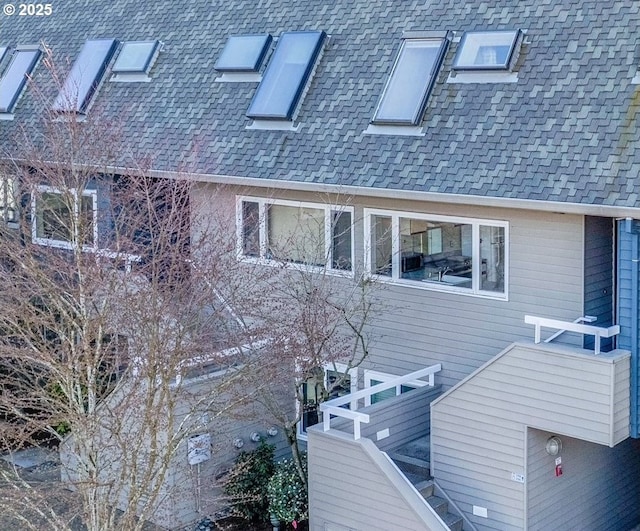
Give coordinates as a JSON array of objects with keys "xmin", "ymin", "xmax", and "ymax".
[
  {"xmin": 447, "ymin": 71, "xmax": 518, "ymax": 84},
  {"xmin": 370, "ymin": 274, "xmax": 508, "ymax": 301},
  {"xmin": 110, "ymin": 73, "xmax": 152, "ymax": 83},
  {"xmin": 632, "ymin": 72, "xmax": 640, "ymax": 85},
  {"xmin": 246, "ymin": 119, "xmax": 299, "ymax": 131},
  {"xmin": 364, "ymin": 124, "xmax": 425, "ymax": 137},
  {"xmin": 238, "ymin": 255, "xmax": 354, "ymax": 278},
  {"xmin": 215, "ymin": 72, "xmax": 262, "ymax": 83},
  {"xmin": 0, "ymin": 113, "xmax": 15, "ymax": 121}
]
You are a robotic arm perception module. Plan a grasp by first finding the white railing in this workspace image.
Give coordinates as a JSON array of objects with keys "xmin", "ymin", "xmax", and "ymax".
[
  {"xmin": 524, "ymin": 315, "xmax": 620, "ymax": 355},
  {"xmin": 320, "ymin": 364, "xmax": 441, "ymax": 440}
]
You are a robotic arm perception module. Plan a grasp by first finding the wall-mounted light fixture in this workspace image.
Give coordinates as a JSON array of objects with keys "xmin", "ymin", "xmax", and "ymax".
[
  {"xmin": 267, "ymin": 426, "xmax": 279, "ymax": 437},
  {"xmin": 545, "ymin": 436, "xmax": 562, "ymax": 456},
  {"xmin": 250, "ymin": 432, "xmax": 262, "ymax": 443},
  {"xmin": 233, "ymin": 438, "xmax": 244, "ymax": 449}
]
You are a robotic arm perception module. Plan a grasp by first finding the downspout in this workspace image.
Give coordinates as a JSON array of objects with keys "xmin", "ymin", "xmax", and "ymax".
[{"xmin": 631, "ymin": 223, "xmax": 639, "ymax": 438}]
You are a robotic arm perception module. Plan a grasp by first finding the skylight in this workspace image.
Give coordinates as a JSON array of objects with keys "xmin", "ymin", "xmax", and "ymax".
[
  {"xmin": 372, "ymin": 37, "xmax": 448, "ymax": 125},
  {"xmin": 112, "ymin": 41, "xmax": 160, "ymax": 73},
  {"xmin": 0, "ymin": 48, "xmax": 41, "ymax": 114},
  {"xmin": 247, "ymin": 31, "xmax": 326, "ymax": 120},
  {"xmin": 215, "ymin": 34, "xmax": 272, "ymax": 72},
  {"xmin": 52, "ymin": 39, "xmax": 118, "ymax": 113},
  {"xmin": 453, "ymin": 30, "xmax": 521, "ymax": 70},
  {"xmin": 0, "ymin": 47, "xmax": 10, "ymax": 69}
]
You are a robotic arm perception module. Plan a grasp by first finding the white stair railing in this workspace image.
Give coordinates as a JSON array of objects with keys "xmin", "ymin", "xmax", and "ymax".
[
  {"xmin": 320, "ymin": 364, "xmax": 441, "ymax": 440},
  {"xmin": 524, "ymin": 315, "xmax": 620, "ymax": 355}
]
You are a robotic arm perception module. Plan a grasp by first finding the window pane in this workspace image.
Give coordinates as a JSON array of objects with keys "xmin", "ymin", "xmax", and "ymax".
[
  {"xmin": 1, "ymin": 177, "xmax": 17, "ymax": 222},
  {"xmin": 79, "ymin": 194, "xmax": 95, "ymax": 245},
  {"xmin": 301, "ymin": 368, "xmax": 351, "ymax": 434},
  {"xmin": 241, "ymin": 201, "xmax": 260, "ymax": 257},
  {"xmin": 112, "ymin": 41, "xmax": 159, "ymax": 73},
  {"xmin": 331, "ymin": 210, "xmax": 352, "ymax": 271},
  {"xmin": 267, "ymin": 204, "xmax": 325, "ymax": 266},
  {"xmin": 399, "ymin": 217, "xmax": 472, "ymax": 288},
  {"xmin": 247, "ymin": 31, "xmax": 325, "ymax": 119},
  {"xmin": 454, "ymin": 30, "xmax": 519, "ymax": 70},
  {"xmin": 480, "ymin": 225, "xmax": 505, "ymax": 293},
  {"xmin": 371, "ymin": 215, "xmax": 392, "ymax": 276},
  {"xmin": 52, "ymin": 39, "xmax": 118, "ymax": 113},
  {"xmin": 215, "ymin": 34, "xmax": 271, "ymax": 72},
  {"xmin": 0, "ymin": 49, "xmax": 41, "ymax": 113},
  {"xmin": 37, "ymin": 192, "xmax": 73, "ymax": 242},
  {"xmin": 370, "ymin": 379, "xmax": 396, "ymax": 404},
  {"xmin": 373, "ymin": 39, "xmax": 445, "ymax": 125}
]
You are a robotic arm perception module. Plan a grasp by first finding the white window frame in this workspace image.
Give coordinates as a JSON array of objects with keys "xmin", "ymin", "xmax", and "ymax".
[
  {"xmin": 363, "ymin": 370, "xmax": 427, "ymax": 407},
  {"xmin": 297, "ymin": 362, "xmax": 358, "ymax": 441},
  {"xmin": 236, "ymin": 196, "xmax": 355, "ymax": 276},
  {"xmin": 363, "ymin": 208, "xmax": 509, "ymax": 300},
  {"xmin": 31, "ymin": 185, "xmax": 98, "ymax": 251}
]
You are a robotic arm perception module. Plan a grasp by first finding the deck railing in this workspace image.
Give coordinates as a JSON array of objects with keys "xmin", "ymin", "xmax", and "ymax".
[
  {"xmin": 319, "ymin": 364, "xmax": 442, "ymax": 440},
  {"xmin": 524, "ymin": 315, "xmax": 620, "ymax": 355}
]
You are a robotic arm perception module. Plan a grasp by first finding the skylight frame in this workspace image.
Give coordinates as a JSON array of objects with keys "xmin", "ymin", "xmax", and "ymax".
[
  {"xmin": 372, "ymin": 36, "xmax": 449, "ymax": 126},
  {"xmin": 0, "ymin": 47, "xmax": 10, "ymax": 72},
  {"xmin": 453, "ymin": 30, "xmax": 522, "ymax": 71},
  {"xmin": 0, "ymin": 47, "xmax": 42, "ymax": 114},
  {"xmin": 246, "ymin": 30, "xmax": 326, "ymax": 121},
  {"xmin": 52, "ymin": 38, "xmax": 119, "ymax": 114},
  {"xmin": 215, "ymin": 34, "xmax": 272, "ymax": 73},
  {"xmin": 111, "ymin": 40, "xmax": 160, "ymax": 74}
]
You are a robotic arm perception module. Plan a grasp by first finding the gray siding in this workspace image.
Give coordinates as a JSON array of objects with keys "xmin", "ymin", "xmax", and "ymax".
[
  {"xmin": 583, "ymin": 216, "xmax": 614, "ymax": 351},
  {"xmin": 527, "ymin": 428, "xmax": 640, "ymax": 531},
  {"xmin": 195, "ymin": 183, "xmax": 588, "ymax": 391},
  {"xmin": 308, "ymin": 429, "xmax": 448, "ymax": 531},
  {"xmin": 430, "ymin": 342, "xmax": 630, "ymax": 531}
]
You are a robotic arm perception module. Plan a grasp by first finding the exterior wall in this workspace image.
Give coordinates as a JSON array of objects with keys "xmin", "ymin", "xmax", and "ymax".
[
  {"xmin": 583, "ymin": 216, "xmax": 614, "ymax": 351},
  {"xmin": 430, "ymin": 342, "xmax": 630, "ymax": 531},
  {"xmin": 526, "ymin": 428, "xmax": 640, "ymax": 531},
  {"xmin": 308, "ymin": 429, "xmax": 448, "ymax": 531},
  {"xmin": 194, "ymin": 183, "xmax": 587, "ymax": 391},
  {"xmin": 617, "ymin": 219, "xmax": 640, "ymax": 437}
]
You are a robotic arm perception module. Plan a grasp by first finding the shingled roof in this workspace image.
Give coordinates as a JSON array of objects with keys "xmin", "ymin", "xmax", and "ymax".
[{"xmin": 1, "ymin": 0, "xmax": 639, "ymax": 208}]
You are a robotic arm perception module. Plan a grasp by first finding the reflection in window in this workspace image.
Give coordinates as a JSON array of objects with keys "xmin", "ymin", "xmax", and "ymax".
[
  {"xmin": 372, "ymin": 38, "xmax": 448, "ymax": 125},
  {"xmin": 52, "ymin": 39, "xmax": 118, "ymax": 113},
  {"xmin": 215, "ymin": 34, "xmax": 272, "ymax": 72},
  {"xmin": 0, "ymin": 48, "xmax": 41, "ymax": 113},
  {"xmin": 0, "ymin": 176, "xmax": 17, "ymax": 222},
  {"xmin": 32, "ymin": 187, "xmax": 97, "ymax": 249},
  {"xmin": 238, "ymin": 198, "xmax": 353, "ymax": 273},
  {"xmin": 366, "ymin": 210, "xmax": 507, "ymax": 297},
  {"xmin": 247, "ymin": 31, "xmax": 326, "ymax": 120},
  {"xmin": 453, "ymin": 30, "xmax": 521, "ymax": 70},
  {"xmin": 300, "ymin": 366, "xmax": 353, "ymax": 437}
]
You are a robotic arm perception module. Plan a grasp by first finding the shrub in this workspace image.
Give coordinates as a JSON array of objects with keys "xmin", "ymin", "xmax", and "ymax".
[
  {"xmin": 267, "ymin": 453, "xmax": 308, "ymax": 525},
  {"xmin": 222, "ymin": 440, "xmax": 275, "ymax": 522}
]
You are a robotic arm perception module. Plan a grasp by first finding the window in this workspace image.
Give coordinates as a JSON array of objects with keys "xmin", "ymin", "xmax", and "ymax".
[
  {"xmin": 453, "ymin": 30, "xmax": 521, "ymax": 71},
  {"xmin": 0, "ymin": 48, "xmax": 41, "ymax": 114},
  {"xmin": 372, "ymin": 36, "xmax": 448, "ymax": 125},
  {"xmin": 215, "ymin": 34, "xmax": 272, "ymax": 72},
  {"xmin": 237, "ymin": 197, "xmax": 353, "ymax": 273},
  {"xmin": 365, "ymin": 209, "xmax": 507, "ymax": 297},
  {"xmin": 247, "ymin": 31, "xmax": 326, "ymax": 120},
  {"xmin": 52, "ymin": 39, "xmax": 118, "ymax": 113},
  {"xmin": 363, "ymin": 370, "xmax": 426, "ymax": 406},
  {"xmin": 111, "ymin": 40, "xmax": 160, "ymax": 78},
  {"xmin": 0, "ymin": 175, "xmax": 17, "ymax": 223},
  {"xmin": 298, "ymin": 364, "xmax": 357, "ymax": 439},
  {"xmin": 32, "ymin": 186, "xmax": 98, "ymax": 250},
  {"xmin": 0, "ymin": 47, "xmax": 9, "ymax": 68}
]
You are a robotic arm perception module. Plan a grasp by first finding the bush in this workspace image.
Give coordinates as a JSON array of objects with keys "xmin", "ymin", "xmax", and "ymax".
[
  {"xmin": 267, "ymin": 453, "xmax": 308, "ymax": 525},
  {"xmin": 222, "ymin": 440, "xmax": 275, "ymax": 523}
]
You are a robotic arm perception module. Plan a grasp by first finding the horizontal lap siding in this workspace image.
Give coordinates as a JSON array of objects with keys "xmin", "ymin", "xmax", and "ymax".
[
  {"xmin": 431, "ymin": 344, "xmax": 626, "ymax": 531},
  {"xmin": 527, "ymin": 429, "xmax": 640, "ymax": 531},
  {"xmin": 362, "ymin": 208, "xmax": 584, "ymax": 390},
  {"xmin": 308, "ymin": 431, "xmax": 443, "ymax": 531}
]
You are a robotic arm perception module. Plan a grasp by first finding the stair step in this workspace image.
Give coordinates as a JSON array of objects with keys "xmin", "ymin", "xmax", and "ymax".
[
  {"xmin": 425, "ymin": 495, "xmax": 448, "ymax": 518},
  {"xmin": 442, "ymin": 511, "xmax": 464, "ymax": 531},
  {"xmin": 413, "ymin": 478, "xmax": 434, "ymax": 498},
  {"xmin": 389, "ymin": 453, "xmax": 430, "ymax": 478}
]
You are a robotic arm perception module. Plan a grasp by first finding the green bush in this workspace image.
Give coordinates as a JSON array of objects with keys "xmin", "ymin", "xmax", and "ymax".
[
  {"xmin": 267, "ymin": 453, "xmax": 308, "ymax": 525},
  {"xmin": 223, "ymin": 440, "xmax": 275, "ymax": 522}
]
